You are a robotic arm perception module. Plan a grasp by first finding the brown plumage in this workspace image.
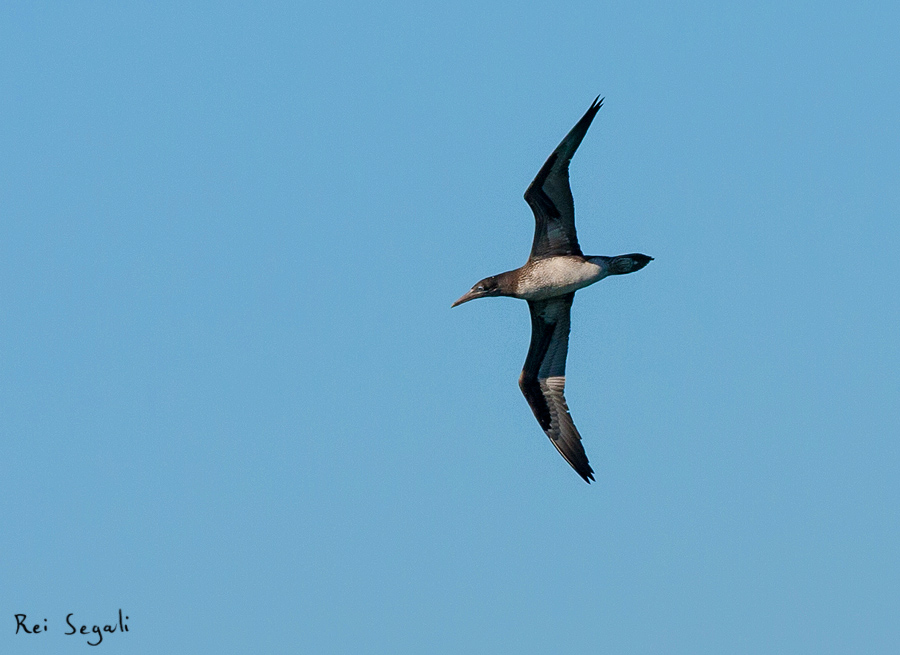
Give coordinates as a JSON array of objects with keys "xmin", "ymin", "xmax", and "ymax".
[{"xmin": 453, "ymin": 97, "xmax": 652, "ymax": 483}]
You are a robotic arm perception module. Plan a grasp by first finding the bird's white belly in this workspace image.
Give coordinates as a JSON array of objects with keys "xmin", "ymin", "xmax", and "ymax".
[{"xmin": 517, "ymin": 257, "xmax": 608, "ymax": 300}]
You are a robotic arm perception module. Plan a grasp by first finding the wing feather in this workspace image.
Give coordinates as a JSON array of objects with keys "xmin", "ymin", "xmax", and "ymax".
[
  {"xmin": 523, "ymin": 96, "xmax": 602, "ymax": 260},
  {"xmin": 518, "ymin": 295, "xmax": 594, "ymax": 482}
]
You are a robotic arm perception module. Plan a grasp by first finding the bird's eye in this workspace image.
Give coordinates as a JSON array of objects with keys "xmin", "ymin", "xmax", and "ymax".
[{"xmin": 476, "ymin": 285, "xmax": 484, "ymax": 291}]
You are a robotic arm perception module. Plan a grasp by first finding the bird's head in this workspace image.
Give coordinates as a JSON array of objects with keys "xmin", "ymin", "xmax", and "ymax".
[{"xmin": 452, "ymin": 275, "xmax": 504, "ymax": 307}]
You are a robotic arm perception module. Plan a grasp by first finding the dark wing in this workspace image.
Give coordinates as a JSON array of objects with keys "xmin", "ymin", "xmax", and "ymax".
[
  {"xmin": 518, "ymin": 294, "xmax": 594, "ymax": 483},
  {"xmin": 524, "ymin": 96, "xmax": 603, "ymax": 260}
]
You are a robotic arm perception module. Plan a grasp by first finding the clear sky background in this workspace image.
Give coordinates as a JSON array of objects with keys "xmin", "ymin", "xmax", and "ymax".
[{"xmin": 2, "ymin": 2, "xmax": 899, "ymax": 653}]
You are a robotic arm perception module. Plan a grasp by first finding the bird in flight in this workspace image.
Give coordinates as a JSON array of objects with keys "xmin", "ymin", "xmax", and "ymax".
[{"xmin": 452, "ymin": 97, "xmax": 652, "ymax": 483}]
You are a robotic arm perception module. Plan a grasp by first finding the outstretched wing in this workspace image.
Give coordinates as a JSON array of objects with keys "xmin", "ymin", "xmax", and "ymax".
[
  {"xmin": 518, "ymin": 294, "xmax": 594, "ymax": 483},
  {"xmin": 523, "ymin": 96, "xmax": 603, "ymax": 260}
]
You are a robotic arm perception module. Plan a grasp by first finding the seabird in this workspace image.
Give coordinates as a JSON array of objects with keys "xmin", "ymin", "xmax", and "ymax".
[{"xmin": 452, "ymin": 97, "xmax": 652, "ymax": 483}]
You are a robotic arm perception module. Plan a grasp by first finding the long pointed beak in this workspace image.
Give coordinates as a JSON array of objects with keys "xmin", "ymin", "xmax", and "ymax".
[{"xmin": 452, "ymin": 290, "xmax": 477, "ymax": 307}]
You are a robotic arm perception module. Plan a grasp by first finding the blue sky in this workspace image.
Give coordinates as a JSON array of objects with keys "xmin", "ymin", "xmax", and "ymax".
[{"xmin": 2, "ymin": 2, "xmax": 899, "ymax": 653}]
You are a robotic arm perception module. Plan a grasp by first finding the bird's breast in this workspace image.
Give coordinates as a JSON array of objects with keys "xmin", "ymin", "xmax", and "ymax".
[{"xmin": 515, "ymin": 256, "xmax": 608, "ymax": 300}]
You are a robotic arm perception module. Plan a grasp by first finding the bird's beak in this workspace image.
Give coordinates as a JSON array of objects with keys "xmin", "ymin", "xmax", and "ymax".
[{"xmin": 452, "ymin": 290, "xmax": 477, "ymax": 307}]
